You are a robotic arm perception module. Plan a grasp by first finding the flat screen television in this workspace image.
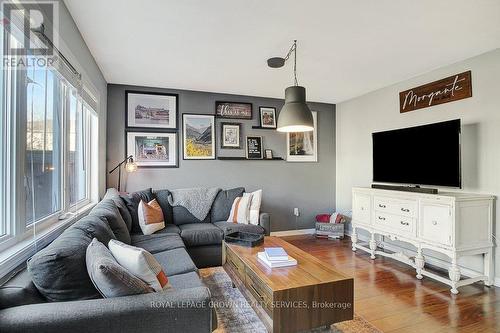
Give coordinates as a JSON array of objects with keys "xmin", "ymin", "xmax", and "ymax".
[{"xmin": 372, "ymin": 119, "xmax": 461, "ymax": 188}]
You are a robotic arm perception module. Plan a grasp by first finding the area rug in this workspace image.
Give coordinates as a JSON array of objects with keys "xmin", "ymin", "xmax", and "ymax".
[{"xmin": 199, "ymin": 267, "xmax": 380, "ymax": 333}]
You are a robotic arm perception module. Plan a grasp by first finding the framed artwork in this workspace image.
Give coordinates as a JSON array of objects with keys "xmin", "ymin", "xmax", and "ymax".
[
  {"xmin": 246, "ymin": 136, "xmax": 263, "ymax": 159},
  {"xmin": 265, "ymin": 149, "xmax": 273, "ymax": 159},
  {"xmin": 287, "ymin": 111, "xmax": 318, "ymax": 162},
  {"xmin": 182, "ymin": 114, "xmax": 216, "ymax": 160},
  {"xmin": 126, "ymin": 132, "xmax": 178, "ymax": 167},
  {"xmin": 259, "ymin": 107, "xmax": 277, "ymax": 128},
  {"xmin": 215, "ymin": 101, "xmax": 252, "ymax": 119},
  {"xmin": 126, "ymin": 91, "xmax": 178, "ymax": 130},
  {"xmin": 220, "ymin": 122, "xmax": 242, "ymax": 149}
]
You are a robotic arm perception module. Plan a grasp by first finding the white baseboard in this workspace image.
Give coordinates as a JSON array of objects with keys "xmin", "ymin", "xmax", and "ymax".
[
  {"xmin": 346, "ymin": 230, "xmax": 500, "ymax": 288},
  {"xmin": 270, "ymin": 228, "xmax": 316, "ymax": 237}
]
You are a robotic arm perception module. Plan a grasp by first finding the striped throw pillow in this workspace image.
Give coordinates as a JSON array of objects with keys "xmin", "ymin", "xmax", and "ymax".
[
  {"xmin": 227, "ymin": 194, "xmax": 253, "ymax": 224},
  {"xmin": 108, "ymin": 239, "xmax": 171, "ymax": 292},
  {"xmin": 138, "ymin": 199, "xmax": 165, "ymax": 235}
]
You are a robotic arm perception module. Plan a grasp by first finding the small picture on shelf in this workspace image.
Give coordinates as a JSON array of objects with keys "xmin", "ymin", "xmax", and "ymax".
[
  {"xmin": 220, "ymin": 122, "xmax": 241, "ymax": 149},
  {"xmin": 246, "ymin": 136, "xmax": 263, "ymax": 159},
  {"xmin": 259, "ymin": 107, "xmax": 277, "ymax": 128},
  {"xmin": 265, "ymin": 149, "xmax": 273, "ymax": 159}
]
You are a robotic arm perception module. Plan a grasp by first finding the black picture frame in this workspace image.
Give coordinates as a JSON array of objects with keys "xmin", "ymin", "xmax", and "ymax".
[
  {"xmin": 246, "ymin": 136, "xmax": 263, "ymax": 159},
  {"xmin": 265, "ymin": 149, "xmax": 273, "ymax": 159},
  {"xmin": 215, "ymin": 101, "xmax": 252, "ymax": 119},
  {"xmin": 125, "ymin": 90, "xmax": 179, "ymax": 130},
  {"xmin": 259, "ymin": 106, "xmax": 277, "ymax": 128},
  {"xmin": 125, "ymin": 130, "xmax": 179, "ymax": 168},
  {"xmin": 182, "ymin": 113, "xmax": 216, "ymax": 160},
  {"xmin": 220, "ymin": 122, "xmax": 242, "ymax": 149}
]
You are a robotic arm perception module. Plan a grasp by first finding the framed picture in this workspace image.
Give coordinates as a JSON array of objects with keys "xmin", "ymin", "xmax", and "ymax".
[
  {"xmin": 287, "ymin": 111, "xmax": 318, "ymax": 162},
  {"xmin": 126, "ymin": 132, "xmax": 178, "ymax": 167},
  {"xmin": 215, "ymin": 101, "xmax": 252, "ymax": 119},
  {"xmin": 259, "ymin": 107, "xmax": 277, "ymax": 128},
  {"xmin": 246, "ymin": 136, "xmax": 263, "ymax": 159},
  {"xmin": 265, "ymin": 149, "xmax": 273, "ymax": 159},
  {"xmin": 220, "ymin": 122, "xmax": 242, "ymax": 149},
  {"xmin": 183, "ymin": 114, "xmax": 216, "ymax": 160},
  {"xmin": 126, "ymin": 91, "xmax": 178, "ymax": 130}
]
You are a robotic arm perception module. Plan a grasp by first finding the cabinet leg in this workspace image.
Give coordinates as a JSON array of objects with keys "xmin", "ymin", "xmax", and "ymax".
[
  {"xmin": 415, "ymin": 247, "xmax": 425, "ymax": 280},
  {"xmin": 351, "ymin": 227, "xmax": 358, "ymax": 252},
  {"xmin": 369, "ymin": 233, "xmax": 377, "ymax": 259},
  {"xmin": 484, "ymin": 249, "xmax": 494, "ymax": 286},
  {"xmin": 448, "ymin": 256, "xmax": 461, "ymax": 294}
]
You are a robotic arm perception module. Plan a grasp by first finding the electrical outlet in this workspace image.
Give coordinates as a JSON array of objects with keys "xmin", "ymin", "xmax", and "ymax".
[{"xmin": 293, "ymin": 208, "xmax": 300, "ymax": 217}]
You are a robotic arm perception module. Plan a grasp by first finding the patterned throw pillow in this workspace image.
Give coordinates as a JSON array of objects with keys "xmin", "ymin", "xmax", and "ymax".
[
  {"xmin": 243, "ymin": 189, "xmax": 262, "ymax": 225},
  {"xmin": 86, "ymin": 238, "xmax": 154, "ymax": 298},
  {"xmin": 138, "ymin": 199, "xmax": 165, "ymax": 235},
  {"xmin": 227, "ymin": 194, "xmax": 253, "ymax": 224},
  {"xmin": 108, "ymin": 239, "xmax": 171, "ymax": 292}
]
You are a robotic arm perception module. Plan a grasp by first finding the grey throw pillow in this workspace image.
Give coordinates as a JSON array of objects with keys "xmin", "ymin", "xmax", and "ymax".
[
  {"xmin": 211, "ymin": 187, "xmax": 245, "ymax": 222},
  {"xmin": 104, "ymin": 188, "xmax": 133, "ymax": 231},
  {"xmin": 120, "ymin": 188, "xmax": 155, "ymax": 234},
  {"xmin": 86, "ymin": 238, "xmax": 154, "ymax": 298},
  {"xmin": 90, "ymin": 199, "xmax": 131, "ymax": 244}
]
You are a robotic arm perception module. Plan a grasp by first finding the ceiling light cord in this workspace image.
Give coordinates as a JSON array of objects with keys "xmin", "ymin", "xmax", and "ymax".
[{"xmin": 284, "ymin": 40, "xmax": 298, "ymax": 86}]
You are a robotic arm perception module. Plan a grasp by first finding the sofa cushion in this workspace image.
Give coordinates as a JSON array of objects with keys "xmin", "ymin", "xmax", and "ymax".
[
  {"xmin": 155, "ymin": 224, "xmax": 181, "ymax": 235},
  {"xmin": 153, "ymin": 189, "xmax": 174, "ymax": 224},
  {"xmin": 0, "ymin": 269, "xmax": 46, "ymax": 310},
  {"xmin": 90, "ymin": 199, "xmax": 131, "ymax": 244},
  {"xmin": 179, "ymin": 223, "xmax": 223, "ymax": 247},
  {"xmin": 153, "ymin": 248, "xmax": 197, "ymax": 276},
  {"xmin": 86, "ymin": 238, "xmax": 154, "ymax": 298},
  {"xmin": 130, "ymin": 233, "xmax": 185, "ymax": 254},
  {"xmin": 213, "ymin": 221, "xmax": 265, "ymax": 235},
  {"xmin": 172, "ymin": 206, "xmax": 211, "ymax": 225},
  {"xmin": 103, "ymin": 188, "xmax": 133, "ymax": 231},
  {"xmin": 168, "ymin": 271, "xmax": 204, "ymax": 290},
  {"xmin": 120, "ymin": 188, "xmax": 155, "ymax": 234},
  {"xmin": 27, "ymin": 215, "xmax": 116, "ymax": 302},
  {"xmin": 211, "ymin": 187, "xmax": 245, "ymax": 222}
]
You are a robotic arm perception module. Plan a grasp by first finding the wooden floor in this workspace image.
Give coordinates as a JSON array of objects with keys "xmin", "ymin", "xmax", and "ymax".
[{"xmin": 281, "ymin": 235, "xmax": 500, "ymax": 333}]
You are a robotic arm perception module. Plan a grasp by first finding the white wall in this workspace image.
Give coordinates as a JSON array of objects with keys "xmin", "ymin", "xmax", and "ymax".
[{"xmin": 336, "ymin": 49, "xmax": 500, "ymax": 281}]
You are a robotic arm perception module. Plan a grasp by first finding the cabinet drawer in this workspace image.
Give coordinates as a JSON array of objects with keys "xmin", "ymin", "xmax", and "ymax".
[
  {"xmin": 245, "ymin": 268, "xmax": 273, "ymax": 316},
  {"xmin": 226, "ymin": 249, "xmax": 245, "ymax": 280},
  {"xmin": 419, "ymin": 203, "xmax": 452, "ymax": 246},
  {"xmin": 353, "ymin": 193, "xmax": 371, "ymax": 224},
  {"xmin": 374, "ymin": 211, "xmax": 415, "ymax": 235},
  {"xmin": 374, "ymin": 197, "xmax": 417, "ymax": 218}
]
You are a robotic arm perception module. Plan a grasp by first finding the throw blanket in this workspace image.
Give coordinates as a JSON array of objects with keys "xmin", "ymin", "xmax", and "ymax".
[{"xmin": 168, "ymin": 187, "xmax": 221, "ymax": 221}]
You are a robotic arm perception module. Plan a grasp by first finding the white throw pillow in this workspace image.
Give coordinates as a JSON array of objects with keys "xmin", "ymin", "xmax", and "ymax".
[
  {"xmin": 227, "ymin": 194, "xmax": 253, "ymax": 224},
  {"xmin": 243, "ymin": 190, "xmax": 262, "ymax": 225},
  {"xmin": 138, "ymin": 199, "xmax": 165, "ymax": 235},
  {"xmin": 108, "ymin": 239, "xmax": 171, "ymax": 292}
]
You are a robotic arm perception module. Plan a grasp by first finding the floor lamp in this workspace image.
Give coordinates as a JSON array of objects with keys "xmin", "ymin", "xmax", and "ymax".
[{"xmin": 108, "ymin": 155, "xmax": 137, "ymax": 192}]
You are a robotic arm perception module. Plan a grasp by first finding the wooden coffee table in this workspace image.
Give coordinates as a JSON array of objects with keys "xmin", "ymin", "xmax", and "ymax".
[{"xmin": 222, "ymin": 236, "xmax": 354, "ymax": 333}]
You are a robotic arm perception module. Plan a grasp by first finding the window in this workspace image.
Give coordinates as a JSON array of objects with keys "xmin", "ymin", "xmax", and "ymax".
[{"xmin": 0, "ymin": 8, "xmax": 99, "ymax": 251}]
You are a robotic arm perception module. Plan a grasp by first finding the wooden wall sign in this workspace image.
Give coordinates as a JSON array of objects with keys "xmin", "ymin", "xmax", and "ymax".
[
  {"xmin": 215, "ymin": 101, "xmax": 253, "ymax": 119},
  {"xmin": 399, "ymin": 71, "xmax": 472, "ymax": 113}
]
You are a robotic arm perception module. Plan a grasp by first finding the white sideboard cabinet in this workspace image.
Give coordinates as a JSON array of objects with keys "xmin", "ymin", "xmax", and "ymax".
[{"xmin": 351, "ymin": 187, "xmax": 495, "ymax": 294}]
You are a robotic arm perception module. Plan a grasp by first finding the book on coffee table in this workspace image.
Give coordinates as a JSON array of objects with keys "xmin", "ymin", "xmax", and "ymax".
[
  {"xmin": 258, "ymin": 252, "xmax": 297, "ymax": 268},
  {"xmin": 264, "ymin": 247, "xmax": 289, "ymax": 261}
]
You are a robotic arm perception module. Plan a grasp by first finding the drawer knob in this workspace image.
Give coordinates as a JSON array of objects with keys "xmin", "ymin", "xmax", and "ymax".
[
  {"xmin": 379, "ymin": 204, "xmax": 386, "ymax": 208},
  {"xmin": 432, "ymin": 220, "xmax": 438, "ymax": 225},
  {"xmin": 378, "ymin": 216, "xmax": 386, "ymax": 221},
  {"xmin": 401, "ymin": 208, "xmax": 410, "ymax": 212},
  {"xmin": 400, "ymin": 221, "xmax": 409, "ymax": 226}
]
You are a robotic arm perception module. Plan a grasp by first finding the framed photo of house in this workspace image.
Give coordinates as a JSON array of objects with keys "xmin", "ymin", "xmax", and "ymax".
[
  {"xmin": 183, "ymin": 114, "xmax": 216, "ymax": 160},
  {"xmin": 246, "ymin": 136, "xmax": 263, "ymax": 159},
  {"xmin": 220, "ymin": 122, "xmax": 242, "ymax": 149},
  {"xmin": 215, "ymin": 101, "xmax": 252, "ymax": 119},
  {"xmin": 287, "ymin": 111, "xmax": 318, "ymax": 162},
  {"xmin": 126, "ymin": 91, "xmax": 178, "ymax": 130},
  {"xmin": 126, "ymin": 132, "xmax": 178, "ymax": 167},
  {"xmin": 259, "ymin": 107, "xmax": 277, "ymax": 128}
]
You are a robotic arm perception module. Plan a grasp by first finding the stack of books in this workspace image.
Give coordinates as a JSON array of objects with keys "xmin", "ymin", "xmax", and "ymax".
[{"xmin": 257, "ymin": 247, "xmax": 297, "ymax": 268}]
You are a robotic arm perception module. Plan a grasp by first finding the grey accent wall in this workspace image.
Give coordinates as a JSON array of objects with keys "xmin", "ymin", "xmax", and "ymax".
[{"xmin": 107, "ymin": 84, "xmax": 336, "ymax": 232}]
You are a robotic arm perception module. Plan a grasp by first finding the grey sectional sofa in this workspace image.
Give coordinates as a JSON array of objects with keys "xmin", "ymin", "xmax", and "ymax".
[{"xmin": 0, "ymin": 187, "xmax": 269, "ymax": 333}]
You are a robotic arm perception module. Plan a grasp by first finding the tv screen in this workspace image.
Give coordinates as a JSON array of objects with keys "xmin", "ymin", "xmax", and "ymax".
[{"xmin": 372, "ymin": 119, "xmax": 461, "ymax": 188}]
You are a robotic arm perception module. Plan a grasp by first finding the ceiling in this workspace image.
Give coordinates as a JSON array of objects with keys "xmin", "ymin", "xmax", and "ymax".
[{"xmin": 64, "ymin": 0, "xmax": 500, "ymax": 104}]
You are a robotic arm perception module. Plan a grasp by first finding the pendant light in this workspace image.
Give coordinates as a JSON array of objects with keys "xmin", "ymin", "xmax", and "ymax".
[{"xmin": 268, "ymin": 40, "xmax": 314, "ymax": 132}]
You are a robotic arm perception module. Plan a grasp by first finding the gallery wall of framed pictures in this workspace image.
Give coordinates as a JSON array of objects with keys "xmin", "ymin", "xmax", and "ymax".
[{"xmin": 125, "ymin": 91, "xmax": 179, "ymax": 168}]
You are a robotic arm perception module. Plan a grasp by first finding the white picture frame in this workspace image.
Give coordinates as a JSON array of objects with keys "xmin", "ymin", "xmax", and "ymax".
[
  {"xmin": 182, "ymin": 114, "xmax": 216, "ymax": 160},
  {"xmin": 126, "ymin": 132, "xmax": 178, "ymax": 167},
  {"xmin": 259, "ymin": 106, "xmax": 277, "ymax": 128},
  {"xmin": 286, "ymin": 111, "xmax": 318, "ymax": 162}
]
